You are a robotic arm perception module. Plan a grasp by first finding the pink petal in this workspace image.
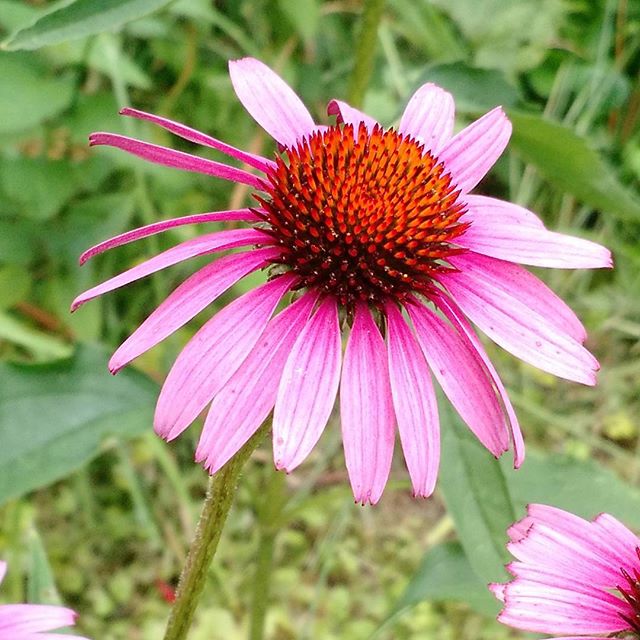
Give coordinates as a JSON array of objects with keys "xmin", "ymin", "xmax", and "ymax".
[
  {"xmin": 0, "ymin": 605, "xmax": 76, "ymax": 633},
  {"xmin": 407, "ymin": 298, "xmax": 509, "ymax": 457},
  {"xmin": 154, "ymin": 274, "xmax": 295, "ymax": 441},
  {"xmin": 273, "ymin": 296, "xmax": 342, "ymax": 472},
  {"xmin": 109, "ymin": 247, "xmax": 279, "ymax": 373},
  {"xmin": 326, "ymin": 99, "xmax": 378, "ymax": 133},
  {"xmin": 196, "ymin": 291, "xmax": 317, "ymax": 474},
  {"xmin": 462, "ymin": 194, "xmax": 545, "ymax": 229},
  {"xmin": 398, "ymin": 83, "xmax": 455, "ymax": 154},
  {"xmin": 432, "ymin": 291, "xmax": 525, "ymax": 468},
  {"xmin": 71, "ymin": 228, "xmax": 268, "ymax": 310},
  {"xmin": 89, "ymin": 132, "xmax": 263, "ymax": 189},
  {"xmin": 438, "ymin": 107, "xmax": 512, "ymax": 194},
  {"xmin": 340, "ymin": 303, "xmax": 396, "ymax": 505},
  {"xmin": 120, "ymin": 107, "xmax": 274, "ymax": 172},
  {"xmin": 440, "ymin": 257, "xmax": 599, "ymax": 384},
  {"xmin": 458, "ymin": 198, "xmax": 612, "ymax": 269},
  {"xmin": 385, "ymin": 303, "xmax": 440, "ymax": 498},
  {"xmin": 228, "ymin": 57, "xmax": 316, "ymax": 148},
  {"xmin": 79, "ymin": 208, "xmax": 260, "ymax": 265},
  {"xmin": 450, "ymin": 252, "xmax": 587, "ymax": 342}
]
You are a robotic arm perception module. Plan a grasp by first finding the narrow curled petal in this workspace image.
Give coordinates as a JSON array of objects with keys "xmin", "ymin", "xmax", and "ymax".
[
  {"xmin": 407, "ymin": 299, "xmax": 509, "ymax": 457},
  {"xmin": 433, "ymin": 291, "xmax": 525, "ymax": 468},
  {"xmin": 327, "ymin": 99, "xmax": 378, "ymax": 133},
  {"xmin": 154, "ymin": 274, "xmax": 296, "ymax": 441},
  {"xmin": 79, "ymin": 208, "xmax": 260, "ymax": 265},
  {"xmin": 120, "ymin": 107, "xmax": 274, "ymax": 172},
  {"xmin": 398, "ymin": 83, "xmax": 455, "ymax": 154},
  {"xmin": 0, "ymin": 605, "xmax": 77, "ymax": 634},
  {"xmin": 440, "ymin": 256, "xmax": 599, "ymax": 384},
  {"xmin": 71, "ymin": 228, "xmax": 268, "ymax": 310},
  {"xmin": 196, "ymin": 292, "xmax": 317, "ymax": 474},
  {"xmin": 229, "ymin": 57, "xmax": 316, "ymax": 148},
  {"xmin": 109, "ymin": 247, "xmax": 279, "ymax": 373},
  {"xmin": 438, "ymin": 107, "xmax": 512, "ymax": 194},
  {"xmin": 340, "ymin": 303, "xmax": 395, "ymax": 505},
  {"xmin": 385, "ymin": 303, "xmax": 439, "ymax": 498},
  {"xmin": 89, "ymin": 132, "xmax": 263, "ymax": 188},
  {"xmin": 458, "ymin": 197, "xmax": 612, "ymax": 269},
  {"xmin": 273, "ymin": 296, "xmax": 342, "ymax": 472}
]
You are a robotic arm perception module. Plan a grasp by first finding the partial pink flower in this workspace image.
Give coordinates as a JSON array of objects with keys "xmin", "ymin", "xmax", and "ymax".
[
  {"xmin": 491, "ymin": 504, "xmax": 640, "ymax": 638},
  {"xmin": 0, "ymin": 561, "xmax": 89, "ymax": 639},
  {"xmin": 73, "ymin": 58, "xmax": 611, "ymax": 504}
]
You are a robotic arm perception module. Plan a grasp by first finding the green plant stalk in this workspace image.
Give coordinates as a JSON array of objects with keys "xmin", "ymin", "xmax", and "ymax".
[
  {"xmin": 347, "ymin": 0, "xmax": 387, "ymax": 108},
  {"xmin": 162, "ymin": 422, "xmax": 270, "ymax": 640},
  {"xmin": 249, "ymin": 469, "xmax": 287, "ymax": 640}
]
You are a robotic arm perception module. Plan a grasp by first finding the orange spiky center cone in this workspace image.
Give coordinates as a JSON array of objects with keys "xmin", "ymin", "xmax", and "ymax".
[{"xmin": 256, "ymin": 122, "xmax": 468, "ymax": 309}]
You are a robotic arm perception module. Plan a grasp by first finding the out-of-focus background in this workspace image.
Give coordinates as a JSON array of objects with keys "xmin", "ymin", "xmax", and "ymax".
[{"xmin": 0, "ymin": 1, "xmax": 639, "ymax": 638}]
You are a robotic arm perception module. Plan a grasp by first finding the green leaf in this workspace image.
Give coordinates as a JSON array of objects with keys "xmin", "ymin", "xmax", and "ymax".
[
  {"xmin": 509, "ymin": 110, "xmax": 640, "ymax": 222},
  {"xmin": 0, "ymin": 53, "xmax": 75, "ymax": 133},
  {"xmin": 26, "ymin": 526, "xmax": 62, "ymax": 605},
  {"xmin": 0, "ymin": 265, "xmax": 31, "ymax": 310},
  {"xmin": 375, "ymin": 541, "xmax": 498, "ymax": 636},
  {"xmin": 2, "ymin": 0, "xmax": 175, "ymax": 50},
  {"xmin": 277, "ymin": 0, "xmax": 320, "ymax": 44},
  {"xmin": 0, "ymin": 312, "xmax": 72, "ymax": 361},
  {"xmin": 0, "ymin": 345, "xmax": 159, "ymax": 505},
  {"xmin": 437, "ymin": 400, "xmax": 515, "ymax": 584}
]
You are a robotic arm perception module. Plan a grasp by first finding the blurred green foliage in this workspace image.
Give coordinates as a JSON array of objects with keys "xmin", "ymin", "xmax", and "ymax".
[{"xmin": 0, "ymin": 0, "xmax": 639, "ymax": 638}]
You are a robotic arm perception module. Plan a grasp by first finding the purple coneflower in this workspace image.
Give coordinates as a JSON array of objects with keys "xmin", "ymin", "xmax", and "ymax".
[
  {"xmin": 491, "ymin": 504, "xmax": 640, "ymax": 638},
  {"xmin": 0, "ymin": 561, "xmax": 88, "ymax": 639},
  {"xmin": 73, "ymin": 58, "xmax": 611, "ymax": 504}
]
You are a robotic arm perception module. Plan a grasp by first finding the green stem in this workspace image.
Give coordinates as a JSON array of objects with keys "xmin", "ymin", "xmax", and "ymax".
[
  {"xmin": 347, "ymin": 0, "xmax": 387, "ymax": 108},
  {"xmin": 162, "ymin": 422, "xmax": 270, "ymax": 640},
  {"xmin": 248, "ymin": 470, "xmax": 287, "ymax": 640}
]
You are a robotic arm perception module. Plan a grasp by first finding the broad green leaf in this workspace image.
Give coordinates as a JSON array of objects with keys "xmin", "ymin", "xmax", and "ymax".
[
  {"xmin": 438, "ymin": 400, "xmax": 515, "ymax": 584},
  {"xmin": 509, "ymin": 111, "xmax": 640, "ymax": 222},
  {"xmin": 0, "ymin": 312, "xmax": 72, "ymax": 361},
  {"xmin": 277, "ymin": 0, "xmax": 320, "ymax": 44},
  {"xmin": 0, "ymin": 53, "xmax": 75, "ymax": 133},
  {"xmin": 2, "ymin": 0, "xmax": 175, "ymax": 51},
  {"xmin": 374, "ymin": 542, "xmax": 498, "ymax": 637},
  {"xmin": 0, "ymin": 345, "xmax": 158, "ymax": 505},
  {"xmin": 503, "ymin": 449, "xmax": 640, "ymax": 528}
]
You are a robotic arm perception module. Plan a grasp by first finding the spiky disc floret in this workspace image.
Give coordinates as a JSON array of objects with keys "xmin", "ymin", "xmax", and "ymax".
[{"xmin": 256, "ymin": 122, "xmax": 468, "ymax": 309}]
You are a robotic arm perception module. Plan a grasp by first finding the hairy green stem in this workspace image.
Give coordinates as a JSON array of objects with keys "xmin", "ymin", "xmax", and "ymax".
[
  {"xmin": 162, "ymin": 423, "xmax": 270, "ymax": 640},
  {"xmin": 347, "ymin": 0, "xmax": 387, "ymax": 108},
  {"xmin": 249, "ymin": 470, "xmax": 287, "ymax": 640}
]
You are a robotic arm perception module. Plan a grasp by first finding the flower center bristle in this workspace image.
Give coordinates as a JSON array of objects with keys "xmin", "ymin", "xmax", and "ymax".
[
  {"xmin": 256, "ymin": 122, "xmax": 468, "ymax": 309},
  {"xmin": 617, "ymin": 548, "xmax": 640, "ymax": 637}
]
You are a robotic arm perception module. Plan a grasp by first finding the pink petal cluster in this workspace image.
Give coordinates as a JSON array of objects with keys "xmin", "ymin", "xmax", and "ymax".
[
  {"xmin": 492, "ymin": 504, "xmax": 640, "ymax": 638},
  {"xmin": 74, "ymin": 58, "xmax": 611, "ymax": 504},
  {"xmin": 0, "ymin": 562, "xmax": 89, "ymax": 639}
]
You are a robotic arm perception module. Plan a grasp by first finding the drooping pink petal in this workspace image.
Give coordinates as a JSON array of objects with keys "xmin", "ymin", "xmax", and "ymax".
[
  {"xmin": 273, "ymin": 296, "xmax": 342, "ymax": 473},
  {"xmin": 407, "ymin": 298, "xmax": 509, "ymax": 457},
  {"xmin": 594, "ymin": 513, "xmax": 640, "ymax": 565},
  {"xmin": 196, "ymin": 291, "xmax": 318, "ymax": 474},
  {"xmin": 438, "ymin": 107, "xmax": 512, "ymax": 194},
  {"xmin": 385, "ymin": 303, "xmax": 439, "ymax": 498},
  {"xmin": 89, "ymin": 132, "xmax": 263, "ymax": 189},
  {"xmin": 327, "ymin": 99, "xmax": 378, "ymax": 133},
  {"xmin": 109, "ymin": 247, "xmax": 279, "ymax": 373},
  {"xmin": 458, "ymin": 198, "xmax": 612, "ymax": 269},
  {"xmin": 440, "ymin": 257, "xmax": 599, "ymax": 384},
  {"xmin": 79, "ymin": 208, "xmax": 260, "ymax": 265},
  {"xmin": 71, "ymin": 228, "xmax": 269, "ymax": 311},
  {"xmin": 432, "ymin": 290, "xmax": 525, "ymax": 468},
  {"xmin": 398, "ymin": 83, "xmax": 455, "ymax": 155},
  {"xmin": 340, "ymin": 302, "xmax": 396, "ymax": 505},
  {"xmin": 120, "ymin": 107, "xmax": 274, "ymax": 172},
  {"xmin": 450, "ymin": 252, "xmax": 587, "ymax": 342},
  {"xmin": 0, "ymin": 605, "xmax": 76, "ymax": 633},
  {"xmin": 228, "ymin": 57, "xmax": 316, "ymax": 148},
  {"xmin": 154, "ymin": 273, "xmax": 296, "ymax": 441}
]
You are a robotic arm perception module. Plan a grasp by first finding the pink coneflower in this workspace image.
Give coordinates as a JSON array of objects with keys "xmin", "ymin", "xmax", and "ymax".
[
  {"xmin": 491, "ymin": 504, "xmax": 640, "ymax": 638},
  {"xmin": 73, "ymin": 58, "xmax": 611, "ymax": 504},
  {"xmin": 0, "ymin": 561, "xmax": 88, "ymax": 639}
]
